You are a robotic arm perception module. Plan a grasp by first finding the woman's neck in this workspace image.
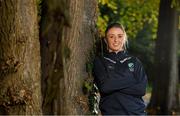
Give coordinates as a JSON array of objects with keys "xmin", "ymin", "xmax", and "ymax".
[{"xmin": 108, "ymin": 49, "xmax": 124, "ymax": 54}]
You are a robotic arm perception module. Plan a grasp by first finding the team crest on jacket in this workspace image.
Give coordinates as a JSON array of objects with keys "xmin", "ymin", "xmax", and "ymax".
[{"xmin": 128, "ymin": 63, "xmax": 134, "ymax": 72}]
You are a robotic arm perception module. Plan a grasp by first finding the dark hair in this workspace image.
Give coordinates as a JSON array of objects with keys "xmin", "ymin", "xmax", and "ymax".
[{"xmin": 105, "ymin": 22, "xmax": 128, "ymax": 50}]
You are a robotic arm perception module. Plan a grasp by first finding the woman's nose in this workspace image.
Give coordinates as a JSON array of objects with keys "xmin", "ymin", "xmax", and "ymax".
[{"xmin": 114, "ymin": 36, "xmax": 118, "ymax": 42}]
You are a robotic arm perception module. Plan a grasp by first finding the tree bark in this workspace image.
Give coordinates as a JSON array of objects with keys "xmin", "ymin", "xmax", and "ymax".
[
  {"xmin": 0, "ymin": 0, "xmax": 42, "ymax": 115},
  {"xmin": 148, "ymin": 0, "xmax": 180, "ymax": 114},
  {"xmin": 40, "ymin": 0, "xmax": 70, "ymax": 114},
  {"xmin": 59, "ymin": 0, "xmax": 97, "ymax": 114},
  {"xmin": 40, "ymin": 0, "xmax": 97, "ymax": 115}
]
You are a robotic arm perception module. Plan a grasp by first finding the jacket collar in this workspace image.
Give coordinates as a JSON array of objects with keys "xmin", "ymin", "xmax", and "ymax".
[{"xmin": 104, "ymin": 50, "xmax": 128, "ymax": 61}]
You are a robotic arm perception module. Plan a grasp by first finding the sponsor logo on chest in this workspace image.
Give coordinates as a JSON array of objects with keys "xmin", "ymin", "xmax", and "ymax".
[{"xmin": 128, "ymin": 62, "xmax": 134, "ymax": 72}]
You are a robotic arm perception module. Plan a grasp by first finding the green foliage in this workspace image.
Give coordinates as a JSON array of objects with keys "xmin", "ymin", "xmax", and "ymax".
[
  {"xmin": 86, "ymin": 62, "xmax": 93, "ymax": 73},
  {"xmin": 146, "ymin": 83, "xmax": 152, "ymax": 93},
  {"xmin": 83, "ymin": 52, "xmax": 100, "ymax": 115},
  {"xmin": 171, "ymin": 0, "xmax": 180, "ymax": 11},
  {"xmin": 97, "ymin": 0, "xmax": 160, "ymax": 39},
  {"xmin": 99, "ymin": 0, "xmax": 110, "ymax": 5},
  {"xmin": 83, "ymin": 80, "xmax": 93, "ymax": 94}
]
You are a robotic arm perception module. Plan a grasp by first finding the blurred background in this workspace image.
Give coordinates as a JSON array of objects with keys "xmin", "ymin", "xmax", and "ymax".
[
  {"xmin": 96, "ymin": 0, "xmax": 180, "ymax": 115},
  {"xmin": 0, "ymin": 0, "xmax": 179, "ymax": 115}
]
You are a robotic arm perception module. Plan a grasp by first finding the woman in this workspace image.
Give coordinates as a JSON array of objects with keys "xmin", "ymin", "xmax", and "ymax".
[{"xmin": 93, "ymin": 23, "xmax": 148, "ymax": 115}]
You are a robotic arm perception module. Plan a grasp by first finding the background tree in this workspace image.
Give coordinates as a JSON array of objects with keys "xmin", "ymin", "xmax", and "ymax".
[
  {"xmin": 148, "ymin": 0, "xmax": 180, "ymax": 114},
  {"xmin": 40, "ymin": 0, "xmax": 70, "ymax": 114},
  {"xmin": 40, "ymin": 0, "xmax": 97, "ymax": 114},
  {"xmin": 0, "ymin": 0, "xmax": 42, "ymax": 114}
]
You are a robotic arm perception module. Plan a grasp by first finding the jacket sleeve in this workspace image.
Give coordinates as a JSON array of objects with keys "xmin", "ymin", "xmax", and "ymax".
[
  {"xmin": 93, "ymin": 57, "xmax": 135, "ymax": 94},
  {"xmin": 119, "ymin": 58, "xmax": 148, "ymax": 96}
]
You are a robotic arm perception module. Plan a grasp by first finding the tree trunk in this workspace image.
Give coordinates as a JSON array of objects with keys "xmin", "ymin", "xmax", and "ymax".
[
  {"xmin": 0, "ymin": 0, "xmax": 42, "ymax": 115},
  {"xmin": 59, "ymin": 0, "xmax": 97, "ymax": 114},
  {"xmin": 148, "ymin": 0, "xmax": 180, "ymax": 114},
  {"xmin": 40, "ymin": 0, "xmax": 70, "ymax": 114},
  {"xmin": 40, "ymin": 0, "xmax": 97, "ymax": 115}
]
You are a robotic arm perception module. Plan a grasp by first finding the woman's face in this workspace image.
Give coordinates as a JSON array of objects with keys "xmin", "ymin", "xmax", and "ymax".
[{"xmin": 106, "ymin": 27, "xmax": 125, "ymax": 53}]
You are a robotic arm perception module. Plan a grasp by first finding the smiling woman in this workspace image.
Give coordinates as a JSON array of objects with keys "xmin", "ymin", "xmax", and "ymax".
[
  {"xmin": 93, "ymin": 23, "xmax": 148, "ymax": 115},
  {"xmin": 105, "ymin": 23, "xmax": 128, "ymax": 52}
]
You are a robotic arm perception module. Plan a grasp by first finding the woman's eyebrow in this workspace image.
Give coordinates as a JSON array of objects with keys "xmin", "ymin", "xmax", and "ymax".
[{"xmin": 107, "ymin": 34, "xmax": 115, "ymax": 36}]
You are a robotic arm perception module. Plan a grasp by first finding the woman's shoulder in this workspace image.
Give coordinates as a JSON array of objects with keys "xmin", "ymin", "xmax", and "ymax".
[{"xmin": 126, "ymin": 54, "xmax": 143, "ymax": 65}]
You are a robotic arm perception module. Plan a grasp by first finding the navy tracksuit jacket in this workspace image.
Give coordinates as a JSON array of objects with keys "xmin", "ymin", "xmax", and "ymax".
[{"xmin": 93, "ymin": 51, "xmax": 148, "ymax": 115}]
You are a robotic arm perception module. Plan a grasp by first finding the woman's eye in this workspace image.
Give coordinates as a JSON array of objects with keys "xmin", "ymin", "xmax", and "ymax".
[{"xmin": 118, "ymin": 36, "xmax": 123, "ymax": 38}]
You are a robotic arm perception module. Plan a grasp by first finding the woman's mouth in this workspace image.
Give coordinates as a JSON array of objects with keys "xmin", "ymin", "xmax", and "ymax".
[{"xmin": 113, "ymin": 43, "xmax": 120, "ymax": 46}]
